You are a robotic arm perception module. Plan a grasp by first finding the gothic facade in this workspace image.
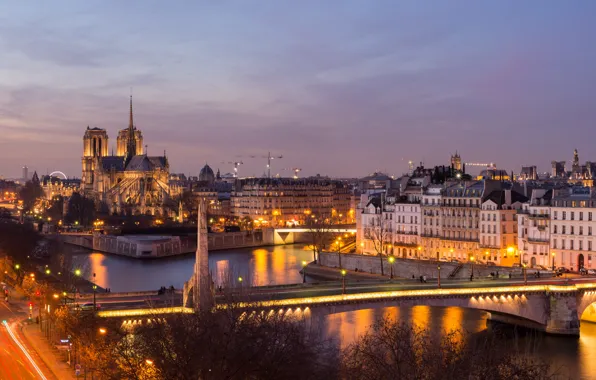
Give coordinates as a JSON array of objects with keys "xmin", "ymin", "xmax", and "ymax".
[{"xmin": 81, "ymin": 97, "xmax": 171, "ymax": 216}]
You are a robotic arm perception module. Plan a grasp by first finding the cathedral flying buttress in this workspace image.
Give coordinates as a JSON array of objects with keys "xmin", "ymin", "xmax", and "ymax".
[{"xmin": 81, "ymin": 96, "xmax": 172, "ymax": 217}]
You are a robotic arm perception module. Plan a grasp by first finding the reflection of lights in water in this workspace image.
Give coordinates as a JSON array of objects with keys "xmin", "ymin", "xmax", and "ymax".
[
  {"xmin": 89, "ymin": 253, "xmax": 108, "ymax": 288},
  {"xmin": 411, "ymin": 306, "xmax": 431, "ymax": 329},
  {"xmin": 253, "ymin": 249, "xmax": 268, "ymax": 286},
  {"xmin": 271, "ymin": 247, "xmax": 286, "ymax": 283},
  {"xmin": 442, "ymin": 307, "xmax": 464, "ymax": 344},
  {"xmin": 216, "ymin": 260, "xmax": 230, "ymax": 284}
]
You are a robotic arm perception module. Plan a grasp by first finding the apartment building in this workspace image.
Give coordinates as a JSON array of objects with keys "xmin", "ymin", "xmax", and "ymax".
[
  {"xmin": 479, "ymin": 189, "xmax": 527, "ymax": 265},
  {"xmin": 231, "ymin": 178, "xmax": 353, "ymax": 227},
  {"xmin": 421, "ymin": 185, "xmax": 443, "ymax": 260},
  {"xmin": 550, "ymin": 187, "xmax": 596, "ymax": 271},
  {"xmin": 392, "ymin": 199, "xmax": 421, "ymax": 258},
  {"xmin": 517, "ymin": 189, "xmax": 552, "ymax": 268},
  {"xmin": 439, "ymin": 181, "xmax": 483, "ymax": 261}
]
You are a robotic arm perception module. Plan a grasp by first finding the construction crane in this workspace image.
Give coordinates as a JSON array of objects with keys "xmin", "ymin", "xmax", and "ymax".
[
  {"xmin": 221, "ymin": 161, "xmax": 243, "ymax": 178},
  {"xmin": 249, "ymin": 152, "xmax": 283, "ymax": 179},
  {"xmin": 281, "ymin": 168, "xmax": 302, "ymax": 179}
]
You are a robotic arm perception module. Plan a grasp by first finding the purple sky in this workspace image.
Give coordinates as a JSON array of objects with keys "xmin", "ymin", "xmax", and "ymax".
[{"xmin": 1, "ymin": 1, "xmax": 596, "ymax": 179}]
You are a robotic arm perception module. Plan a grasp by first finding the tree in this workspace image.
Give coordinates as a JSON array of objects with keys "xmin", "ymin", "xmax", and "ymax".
[
  {"xmin": 18, "ymin": 180, "xmax": 44, "ymax": 212},
  {"xmin": 46, "ymin": 195, "xmax": 64, "ymax": 221},
  {"xmin": 305, "ymin": 215, "xmax": 335, "ymax": 263},
  {"xmin": 0, "ymin": 222, "xmax": 41, "ymax": 282},
  {"xmin": 341, "ymin": 319, "xmax": 558, "ymax": 380},
  {"xmin": 363, "ymin": 212, "xmax": 392, "ymax": 276},
  {"xmin": 65, "ymin": 192, "xmax": 96, "ymax": 226}
]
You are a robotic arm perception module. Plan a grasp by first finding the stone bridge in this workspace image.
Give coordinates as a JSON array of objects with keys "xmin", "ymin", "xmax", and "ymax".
[
  {"xmin": 98, "ymin": 282, "xmax": 596, "ymax": 336},
  {"xmin": 223, "ymin": 283, "xmax": 596, "ymax": 336}
]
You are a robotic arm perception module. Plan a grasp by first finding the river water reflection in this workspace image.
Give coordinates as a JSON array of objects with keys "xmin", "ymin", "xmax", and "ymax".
[
  {"xmin": 59, "ymin": 243, "xmax": 595, "ymax": 378},
  {"xmin": 59, "ymin": 243, "xmax": 315, "ymax": 291}
]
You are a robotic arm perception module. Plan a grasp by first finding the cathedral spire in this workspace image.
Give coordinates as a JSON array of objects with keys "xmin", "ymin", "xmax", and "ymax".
[
  {"xmin": 126, "ymin": 95, "xmax": 137, "ymax": 164},
  {"xmin": 129, "ymin": 95, "xmax": 134, "ymax": 131}
]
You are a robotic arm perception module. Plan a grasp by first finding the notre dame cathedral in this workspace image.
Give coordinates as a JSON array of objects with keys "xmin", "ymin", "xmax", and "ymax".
[{"xmin": 81, "ymin": 97, "xmax": 172, "ymax": 216}]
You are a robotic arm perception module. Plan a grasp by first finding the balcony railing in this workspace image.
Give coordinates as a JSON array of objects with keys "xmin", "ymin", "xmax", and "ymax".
[
  {"xmin": 527, "ymin": 238, "xmax": 549, "ymax": 244},
  {"xmin": 394, "ymin": 230, "xmax": 418, "ymax": 235},
  {"xmin": 528, "ymin": 214, "xmax": 550, "ymax": 219}
]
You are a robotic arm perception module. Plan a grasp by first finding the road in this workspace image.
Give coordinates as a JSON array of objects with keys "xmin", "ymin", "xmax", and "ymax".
[{"xmin": 0, "ymin": 292, "xmax": 52, "ymax": 380}]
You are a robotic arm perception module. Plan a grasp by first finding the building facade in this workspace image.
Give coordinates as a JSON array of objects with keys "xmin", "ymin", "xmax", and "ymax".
[
  {"xmin": 231, "ymin": 178, "xmax": 352, "ymax": 227},
  {"xmin": 550, "ymin": 187, "xmax": 596, "ymax": 271}
]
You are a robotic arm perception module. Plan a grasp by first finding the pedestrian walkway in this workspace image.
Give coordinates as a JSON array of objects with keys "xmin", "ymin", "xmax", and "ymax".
[{"xmin": 21, "ymin": 321, "xmax": 75, "ymax": 380}]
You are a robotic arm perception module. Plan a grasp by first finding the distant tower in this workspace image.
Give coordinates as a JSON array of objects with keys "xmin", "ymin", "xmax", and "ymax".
[
  {"xmin": 82, "ymin": 126, "xmax": 109, "ymax": 191},
  {"xmin": 22, "ymin": 166, "xmax": 28, "ymax": 182},
  {"xmin": 451, "ymin": 151, "xmax": 462, "ymax": 171},
  {"xmin": 572, "ymin": 148, "xmax": 580, "ymax": 174}
]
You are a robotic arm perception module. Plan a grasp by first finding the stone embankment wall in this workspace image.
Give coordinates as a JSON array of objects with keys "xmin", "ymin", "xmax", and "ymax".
[
  {"xmin": 319, "ymin": 251, "xmax": 521, "ymax": 280},
  {"xmin": 60, "ymin": 231, "xmax": 263, "ymax": 258}
]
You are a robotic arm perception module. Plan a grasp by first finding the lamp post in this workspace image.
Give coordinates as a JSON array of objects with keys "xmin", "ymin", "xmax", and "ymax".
[
  {"xmin": 92, "ymin": 272, "xmax": 96, "ymax": 311},
  {"xmin": 302, "ymin": 261, "xmax": 307, "ymax": 283},
  {"xmin": 551, "ymin": 252, "xmax": 556, "ymax": 271},
  {"xmin": 522, "ymin": 263, "xmax": 527, "ymax": 285},
  {"xmin": 470, "ymin": 256, "xmax": 475, "ymax": 279},
  {"xmin": 388, "ymin": 256, "xmax": 395, "ymax": 279},
  {"xmin": 437, "ymin": 265, "xmax": 441, "ymax": 288},
  {"xmin": 341, "ymin": 269, "xmax": 347, "ymax": 294}
]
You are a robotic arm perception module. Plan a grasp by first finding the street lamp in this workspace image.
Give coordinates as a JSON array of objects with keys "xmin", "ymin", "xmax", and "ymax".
[
  {"xmin": 522, "ymin": 263, "xmax": 527, "ymax": 285},
  {"xmin": 437, "ymin": 265, "xmax": 441, "ymax": 288},
  {"xmin": 388, "ymin": 256, "xmax": 395, "ymax": 279},
  {"xmin": 302, "ymin": 261, "xmax": 307, "ymax": 283},
  {"xmin": 341, "ymin": 269, "xmax": 347, "ymax": 294},
  {"xmin": 98, "ymin": 327, "xmax": 107, "ymax": 335},
  {"xmin": 470, "ymin": 256, "xmax": 475, "ymax": 280},
  {"xmin": 551, "ymin": 252, "xmax": 556, "ymax": 271},
  {"xmin": 45, "ymin": 269, "xmax": 50, "ymax": 275}
]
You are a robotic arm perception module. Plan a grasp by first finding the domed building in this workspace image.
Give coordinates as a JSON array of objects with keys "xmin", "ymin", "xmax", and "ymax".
[{"xmin": 199, "ymin": 164, "xmax": 215, "ymax": 184}]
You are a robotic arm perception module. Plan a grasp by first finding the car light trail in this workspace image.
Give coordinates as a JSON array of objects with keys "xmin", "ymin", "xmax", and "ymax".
[{"xmin": 2, "ymin": 320, "xmax": 48, "ymax": 380}]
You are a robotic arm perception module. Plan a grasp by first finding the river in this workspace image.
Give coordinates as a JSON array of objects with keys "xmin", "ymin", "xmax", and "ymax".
[{"xmin": 58, "ymin": 243, "xmax": 592, "ymax": 378}]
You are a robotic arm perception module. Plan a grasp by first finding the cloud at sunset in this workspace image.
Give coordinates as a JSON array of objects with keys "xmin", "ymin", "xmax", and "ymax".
[{"xmin": 1, "ymin": 1, "xmax": 596, "ymax": 178}]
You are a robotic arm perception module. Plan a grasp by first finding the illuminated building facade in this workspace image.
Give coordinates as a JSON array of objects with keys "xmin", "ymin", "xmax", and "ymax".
[
  {"xmin": 231, "ymin": 178, "xmax": 353, "ymax": 227},
  {"xmin": 81, "ymin": 97, "xmax": 171, "ymax": 216}
]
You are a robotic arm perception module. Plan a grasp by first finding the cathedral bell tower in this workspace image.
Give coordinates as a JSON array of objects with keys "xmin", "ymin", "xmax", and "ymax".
[{"xmin": 82, "ymin": 126, "xmax": 109, "ymax": 191}]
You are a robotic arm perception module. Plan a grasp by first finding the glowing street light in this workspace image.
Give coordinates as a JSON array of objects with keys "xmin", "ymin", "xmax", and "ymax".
[
  {"xmin": 302, "ymin": 261, "xmax": 307, "ymax": 283},
  {"xmin": 551, "ymin": 252, "xmax": 556, "ymax": 271},
  {"xmin": 341, "ymin": 269, "xmax": 347, "ymax": 294},
  {"xmin": 388, "ymin": 256, "xmax": 395, "ymax": 279},
  {"xmin": 98, "ymin": 327, "xmax": 107, "ymax": 335}
]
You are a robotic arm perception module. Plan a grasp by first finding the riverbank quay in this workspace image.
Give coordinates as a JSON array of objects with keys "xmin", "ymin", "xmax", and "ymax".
[{"xmin": 55, "ymin": 230, "xmax": 265, "ymax": 258}]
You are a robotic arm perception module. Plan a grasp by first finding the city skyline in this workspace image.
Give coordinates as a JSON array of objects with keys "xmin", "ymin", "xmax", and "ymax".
[{"xmin": 2, "ymin": 1, "xmax": 596, "ymax": 178}]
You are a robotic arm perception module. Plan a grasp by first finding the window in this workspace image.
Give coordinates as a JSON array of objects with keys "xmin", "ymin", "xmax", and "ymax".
[
  {"xmin": 554, "ymin": 211, "xmax": 558, "ymax": 220},
  {"xmin": 482, "ymin": 225, "xmax": 485, "ymax": 233},
  {"xmin": 571, "ymin": 226, "xmax": 575, "ymax": 235},
  {"xmin": 580, "ymin": 226, "xmax": 583, "ymax": 235},
  {"xmin": 562, "ymin": 239, "xmax": 566, "ymax": 249},
  {"xmin": 563, "ymin": 211, "xmax": 567, "ymax": 220},
  {"xmin": 580, "ymin": 212, "xmax": 584, "ymax": 221},
  {"xmin": 590, "ymin": 241, "xmax": 593, "ymax": 251},
  {"xmin": 580, "ymin": 241, "xmax": 583, "ymax": 251},
  {"xmin": 493, "ymin": 214, "xmax": 496, "ymax": 221},
  {"xmin": 554, "ymin": 225, "xmax": 558, "ymax": 234},
  {"xmin": 553, "ymin": 239, "xmax": 557, "ymax": 249},
  {"xmin": 562, "ymin": 225, "xmax": 566, "ymax": 234},
  {"xmin": 590, "ymin": 226, "xmax": 593, "ymax": 236},
  {"xmin": 590, "ymin": 212, "xmax": 593, "ymax": 221},
  {"xmin": 571, "ymin": 240, "xmax": 574, "ymax": 250}
]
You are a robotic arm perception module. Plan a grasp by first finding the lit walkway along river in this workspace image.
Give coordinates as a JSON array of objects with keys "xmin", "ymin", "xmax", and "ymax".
[{"xmin": 60, "ymin": 243, "xmax": 595, "ymax": 378}]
